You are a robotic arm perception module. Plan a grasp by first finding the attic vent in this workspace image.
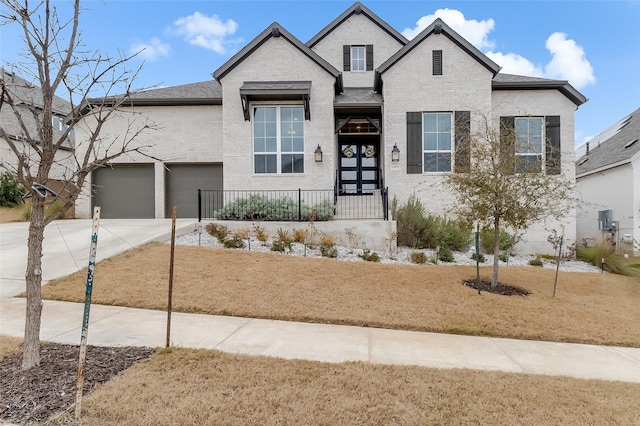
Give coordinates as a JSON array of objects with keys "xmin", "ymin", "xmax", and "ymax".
[
  {"xmin": 624, "ymin": 139, "xmax": 638, "ymax": 149},
  {"xmin": 577, "ymin": 157, "xmax": 589, "ymax": 165}
]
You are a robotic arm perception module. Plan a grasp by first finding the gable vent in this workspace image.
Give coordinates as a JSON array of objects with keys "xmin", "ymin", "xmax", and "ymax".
[{"xmin": 624, "ymin": 139, "xmax": 638, "ymax": 149}]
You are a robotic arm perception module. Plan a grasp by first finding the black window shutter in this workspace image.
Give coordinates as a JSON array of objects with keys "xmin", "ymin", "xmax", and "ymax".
[
  {"xmin": 343, "ymin": 45, "xmax": 351, "ymax": 71},
  {"xmin": 545, "ymin": 116, "xmax": 561, "ymax": 175},
  {"xmin": 407, "ymin": 112, "xmax": 423, "ymax": 174},
  {"xmin": 433, "ymin": 50, "xmax": 443, "ymax": 75},
  {"xmin": 500, "ymin": 116, "xmax": 515, "ymax": 174},
  {"xmin": 454, "ymin": 111, "xmax": 471, "ymax": 173},
  {"xmin": 366, "ymin": 44, "xmax": 374, "ymax": 71}
]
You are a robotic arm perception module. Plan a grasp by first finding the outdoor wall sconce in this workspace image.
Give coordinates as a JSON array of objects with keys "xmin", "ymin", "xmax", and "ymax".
[
  {"xmin": 314, "ymin": 144, "xmax": 323, "ymax": 162},
  {"xmin": 391, "ymin": 143, "xmax": 400, "ymax": 162}
]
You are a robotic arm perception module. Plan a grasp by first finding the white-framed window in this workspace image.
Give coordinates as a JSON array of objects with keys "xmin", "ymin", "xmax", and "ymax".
[
  {"xmin": 423, "ymin": 112, "xmax": 452, "ymax": 172},
  {"xmin": 253, "ymin": 106, "xmax": 304, "ymax": 174},
  {"xmin": 515, "ymin": 117, "xmax": 543, "ymax": 172},
  {"xmin": 351, "ymin": 46, "xmax": 366, "ymax": 72}
]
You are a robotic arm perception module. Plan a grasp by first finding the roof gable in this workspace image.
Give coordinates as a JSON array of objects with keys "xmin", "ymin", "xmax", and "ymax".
[
  {"xmin": 213, "ymin": 22, "xmax": 342, "ymax": 92},
  {"xmin": 375, "ymin": 17, "xmax": 500, "ymax": 90},
  {"xmin": 577, "ymin": 107, "xmax": 640, "ymax": 176},
  {"xmin": 306, "ymin": 1, "xmax": 408, "ymax": 48}
]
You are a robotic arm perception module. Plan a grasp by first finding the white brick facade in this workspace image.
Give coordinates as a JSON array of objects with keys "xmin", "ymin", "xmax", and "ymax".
[{"xmin": 74, "ymin": 2, "xmax": 586, "ymax": 254}]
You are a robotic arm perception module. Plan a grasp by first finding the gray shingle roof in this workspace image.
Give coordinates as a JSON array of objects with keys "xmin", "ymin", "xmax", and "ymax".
[
  {"xmin": 1, "ymin": 68, "xmax": 73, "ymax": 147},
  {"xmin": 493, "ymin": 73, "xmax": 587, "ymax": 107},
  {"xmin": 576, "ymin": 107, "xmax": 640, "ymax": 176},
  {"xmin": 126, "ymin": 80, "xmax": 222, "ymax": 103},
  {"xmin": 334, "ymin": 88, "xmax": 383, "ymax": 106}
]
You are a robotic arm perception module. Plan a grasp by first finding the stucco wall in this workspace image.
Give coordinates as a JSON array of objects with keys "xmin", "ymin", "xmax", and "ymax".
[
  {"xmin": 310, "ymin": 13, "xmax": 404, "ymax": 88},
  {"xmin": 219, "ymin": 36, "xmax": 337, "ymax": 193},
  {"xmin": 577, "ymin": 163, "xmax": 637, "ymax": 255}
]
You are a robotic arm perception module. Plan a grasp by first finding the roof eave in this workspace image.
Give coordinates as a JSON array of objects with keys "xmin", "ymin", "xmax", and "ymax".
[
  {"xmin": 492, "ymin": 80, "xmax": 588, "ymax": 107},
  {"xmin": 306, "ymin": 1, "xmax": 408, "ymax": 48},
  {"xmin": 377, "ymin": 18, "xmax": 501, "ymax": 78}
]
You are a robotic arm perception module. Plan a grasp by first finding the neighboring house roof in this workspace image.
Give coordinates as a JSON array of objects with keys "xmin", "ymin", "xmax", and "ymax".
[
  {"xmin": 0, "ymin": 68, "xmax": 73, "ymax": 148},
  {"xmin": 375, "ymin": 18, "xmax": 501, "ymax": 92},
  {"xmin": 493, "ymin": 73, "xmax": 587, "ymax": 107},
  {"xmin": 576, "ymin": 107, "xmax": 640, "ymax": 176},
  {"xmin": 213, "ymin": 22, "xmax": 343, "ymax": 94},
  {"xmin": 306, "ymin": 1, "xmax": 408, "ymax": 48}
]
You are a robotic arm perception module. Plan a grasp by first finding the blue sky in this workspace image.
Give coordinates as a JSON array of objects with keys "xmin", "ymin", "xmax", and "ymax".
[{"xmin": 1, "ymin": 0, "xmax": 639, "ymax": 147}]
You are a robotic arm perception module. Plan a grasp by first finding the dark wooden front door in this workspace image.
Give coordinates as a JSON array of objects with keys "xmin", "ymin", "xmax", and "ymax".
[{"xmin": 339, "ymin": 139, "xmax": 379, "ymax": 194}]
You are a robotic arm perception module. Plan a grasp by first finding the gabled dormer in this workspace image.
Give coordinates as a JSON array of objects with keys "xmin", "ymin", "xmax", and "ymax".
[{"xmin": 307, "ymin": 2, "xmax": 407, "ymax": 88}]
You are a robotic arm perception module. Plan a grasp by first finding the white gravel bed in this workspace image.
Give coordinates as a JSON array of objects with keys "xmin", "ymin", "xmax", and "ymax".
[{"xmin": 173, "ymin": 231, "xmax": 603, "ymax": 274}]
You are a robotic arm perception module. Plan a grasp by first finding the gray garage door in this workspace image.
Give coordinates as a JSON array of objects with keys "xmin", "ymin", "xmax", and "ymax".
[
  {"xmin": 92, "ymin": 165, "xmax": 155, "ymax": 218},
  {"xmin": 165, "ymin": 164, "xmax": 223, "ymax": 218}
]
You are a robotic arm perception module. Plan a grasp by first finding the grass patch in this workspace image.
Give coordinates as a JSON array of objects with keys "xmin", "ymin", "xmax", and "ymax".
[
  {"xmin": 41, "ymin": 242, "xmax": 640, "ymax": 347},
  {"xmin": 40, "ymin": 346, "xmax": 640, "ymax": 425}
]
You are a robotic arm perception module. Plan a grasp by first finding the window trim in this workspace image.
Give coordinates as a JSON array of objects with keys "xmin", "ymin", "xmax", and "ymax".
[
  {"xmin": 514, "ymin": 116, "xmax": 544, "ymax": 173},
  {"xmin": 252, "ymin": 104, "xmax": 305, "ymax": 175},
  {"xmin": 422, "ymin": 112, "xmax": 453, "ymax": 173},
  {"xmin": 351, "ymin": 45, "xmax": 366, "ymax": 72}
]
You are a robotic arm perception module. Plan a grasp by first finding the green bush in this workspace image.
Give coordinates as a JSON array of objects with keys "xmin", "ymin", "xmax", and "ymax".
[
  {"xmin": 438, "ymin": 247, "xmax": 455, "ymax": 263},
  {"xmin": 576, "ymin": 242, "xmax": 634, "ymax": 276},
  {"xmin": 471, "ymin": 252, "xmax": 486, "ymax": 263},
  {"xmin": 394, "ymin": 195, "xmax": 471, "ymax": 250},
  {"xmin": 358, "ymin": 248, "xmax": 380, "ymax": 262},
  {"xmin": 222, "ymin": 234, "xmax": 245, "ymax": 249},
  {"xmin": 480, "ymin": 227, "xmax": 516, "ymax": 253},
  {"xmin": 0, "ymin": 172, "xmax": 24, "ymax": 207},
  {"xmin": 215, "ymin": 195, "xmax": 333, "ymax": 221},
  {"xmin": 499, "ymin": 254, "xmax": 509, "ymax": 263},
  {"xmin": 528, "ymin": 258, "xmax": 544, "ymax": 267},
  {"xmin": 410, "ymin": 251, "xmax": 427, "ymax": 264}
]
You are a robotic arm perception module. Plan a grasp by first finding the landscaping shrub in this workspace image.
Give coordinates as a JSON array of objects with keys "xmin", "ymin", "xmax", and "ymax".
[
  {"xmin": 576, "ymin": 242, "xmax": 634, "ymax": 276},
  {"xmin": 471, "ymin": 252, "xmax": 486, "ymax": 263},
  {"xmin": 223, "ymin": 234, "xmax": 245, "ymax": 249},
  {"xmin": 438, "ymin": 247, "xmax": 455, "ymax": 263},
  {"xmin": 528, "ymin": 258, "xmax": 544, "ymax": 267},
  {"xmin": 252, "ymin": 224, "xmax": 269, "ymax": 243},
  {"xmin": 410, "ymin": 251, "xmax": 427, "ymax": 264},
  {"xmin": 499, "ymin": 254, "xmax": 509, "ymax": 263},
  {"xmin": 358, "ymin": 248, "xmax": 380, "ymax": 262},
  {"xmin": 18, "ymin": 199, "xmax": 68, "ymax": 220},
  {"xmin": 215, "ymin": 195, "xmax": 333, "ymax": 221},
  {"xmin": 394, "ymin": 195, "xmax": 471, "ymax": 250},
  {"xmin": 205, "ymin": 223, "xmax": 230, "ymax": 241},
  {"xmin": 0, "ymin": 172, "xmax": 24, "ymax": 207},
  {"xmin": 292, "ymin": 228, "xmax": 307, "ymax": 243},
  {"xmin": 319, "ymin": 235, "xmax": 338, "ymax": 258},
  {"xmin": 480, "ymin": 226, "xmax": 516, "ymax": 253}
]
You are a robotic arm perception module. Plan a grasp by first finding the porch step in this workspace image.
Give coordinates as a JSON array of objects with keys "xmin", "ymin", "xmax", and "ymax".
[{"xmin": 335, "ymin": 190, "xmax": 385, "ymax": 219}]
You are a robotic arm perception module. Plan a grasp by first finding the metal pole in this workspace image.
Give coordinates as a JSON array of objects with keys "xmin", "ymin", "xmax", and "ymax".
[
  {"xmin": 75, "ymin": 206, "xmax": 101, "ymax": 420},
  {"xmin": 166, "ymin": 206, "xmax": 177, "ymax": 348},
  {"xmin": 475, "ymin": 222, "xmax": 481, "ymax": 295}
]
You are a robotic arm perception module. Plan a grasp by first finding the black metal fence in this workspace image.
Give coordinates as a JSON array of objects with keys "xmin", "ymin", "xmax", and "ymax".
[{"xmin": 198, "ymin": 188, "xmax": 389, "ymax": 222}]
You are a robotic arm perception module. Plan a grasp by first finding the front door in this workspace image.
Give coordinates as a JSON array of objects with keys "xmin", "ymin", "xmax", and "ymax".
[{"xmin": 339, "ymin": 138, "xmax": 379, "ymax": 194}]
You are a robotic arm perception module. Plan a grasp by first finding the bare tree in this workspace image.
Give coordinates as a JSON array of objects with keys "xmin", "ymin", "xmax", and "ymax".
[
  {"xmin": 0, "ymin": 0, "xmax": 159, "ymax": 369},
  {"xmin": 444, "ymin": 111, "xmax": 575, "ymax": 289}
]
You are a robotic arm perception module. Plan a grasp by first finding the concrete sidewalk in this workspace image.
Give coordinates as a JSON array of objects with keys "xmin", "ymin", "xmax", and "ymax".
[{"xmin": 1, "ymin": 220, "xmax": 639, "ymax": 384}]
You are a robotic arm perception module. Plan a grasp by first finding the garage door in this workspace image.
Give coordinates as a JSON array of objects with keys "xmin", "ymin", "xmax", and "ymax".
[
  {"xmin": 165, "ymin": 164, "xmax": 223, "ymax": 218},
  {"xmin": 92, "ymin": 165, "xmax": 155, "ymax": 218}
]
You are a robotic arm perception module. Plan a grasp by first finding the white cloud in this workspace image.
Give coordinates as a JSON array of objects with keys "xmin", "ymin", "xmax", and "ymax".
[
  {"xmin": 544, "ymin": 32, "xmax": 596, "ymax": 89},
  {"xmin": 172, "ymin": 11, "xmax": 241, "ymax": 54},
  {"xmin": 485, "ymin": 51, "xmax": 544, "ymax": 77},
  {"xmin": 401, "ymin": 8, "xmax": 495, "ymax": 50},
  {"xmin": 130, "ymin": 37, "xmax": 170, "ymax": 61},
  {"xmin": 402, "ymin": 9, "xmax": 595, "ymax": 89}
]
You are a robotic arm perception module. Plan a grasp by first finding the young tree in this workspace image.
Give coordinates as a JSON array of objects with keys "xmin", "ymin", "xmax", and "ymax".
[
  {"xmin": 444, "ymin": 112, "xmax": 575, "ymax": 289},
  {"xmin": 0, "ymin": 0, "xmax": 158, "ymax": 369}
]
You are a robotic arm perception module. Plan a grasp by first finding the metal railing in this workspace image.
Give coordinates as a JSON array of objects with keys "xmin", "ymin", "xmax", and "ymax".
[{"xmin": 199, "ymin": 187, "xmax": 389, "ymax": 222}]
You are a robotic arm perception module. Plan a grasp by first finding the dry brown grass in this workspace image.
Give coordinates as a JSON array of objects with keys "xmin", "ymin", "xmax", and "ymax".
[
  {"xmin": 0, "ymin": 206, "xmax": 24, "ymax": 223},
  {"xmin": 41, "ymin": 243, "xmax": 640, "ymax": 347},
  {"xmin": 46, "ymin": 347, "xmax": 640, "ymax": 426},
  {"xmin": 0, "ymin": 335, "xmax": 23, "ymax": 361}
]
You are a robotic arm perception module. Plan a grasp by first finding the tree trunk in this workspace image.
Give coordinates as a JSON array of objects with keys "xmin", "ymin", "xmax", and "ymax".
[
  {"xmin": 22, "ymin": 200, "xmax": 46, "ymax": 370},
  {"xmin": 491, "ymin": 216, "xmax": 500, "ymax": 289}
]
